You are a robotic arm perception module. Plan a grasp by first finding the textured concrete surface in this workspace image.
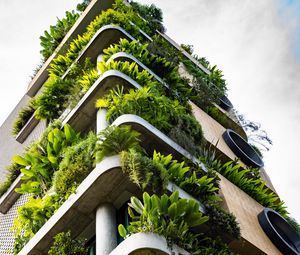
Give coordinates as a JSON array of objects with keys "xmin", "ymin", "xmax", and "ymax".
[{"xmin": 219, "ymin": 174, "xmax": 282, "ymax": 255}]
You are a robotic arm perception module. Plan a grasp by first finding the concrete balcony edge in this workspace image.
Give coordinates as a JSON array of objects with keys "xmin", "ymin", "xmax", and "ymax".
[
  {"xmin": 27, "ymin": 0, "xmax": 116, "ymax": 97},
  {"xmin": 15, "ymin": 115, "xmax": 40, "ymax": 144},
  {"xmin": 110, "ymin": 232, "xmax": 189, "ymax": 255},
  {"xmin": 0, "ymin": 174, "xmax": 23, "ymax": 214},
  {"xmin": 17, "ymin": 155, "xmax": 204, "ymax": 255},
  {"xmin": 61, "ymin": 25, "xmax": 136, "ymax": 79}
]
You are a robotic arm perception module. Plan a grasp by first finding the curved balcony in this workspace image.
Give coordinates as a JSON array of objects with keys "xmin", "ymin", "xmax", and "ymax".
[
  {"xmin": 17, "ymin": 155, "xmax": 203, "ymax": 255},
  {"xmin": 27, "ymin": 0, "xmax": 116, "ymax": 97},
  {"xmin": 110, "ymin": 232, "xmax": 188, "ymax": 255},
  {"xmin": 111, "ymin": 114, "xmax": 202, "ymax": 167},
  {"xmin": 106, "ymin": 52, "xmax": 164, "ymax": 84},
  {"xmin": 62, "ymin": 70, "xmax": 141, "ymax": 132},
  {"xmin": 62, "ymin": 25, "xmax": 136, "ymax": 79},
  {"xmin": 0, "ymin": 175, "xmax": 23, "ymax": 214}
]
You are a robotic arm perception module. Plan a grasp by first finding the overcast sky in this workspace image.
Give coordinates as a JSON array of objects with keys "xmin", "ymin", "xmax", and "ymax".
[{"xmin": 0, "ymin": 1, "xmax": 299, "ymax": 222}]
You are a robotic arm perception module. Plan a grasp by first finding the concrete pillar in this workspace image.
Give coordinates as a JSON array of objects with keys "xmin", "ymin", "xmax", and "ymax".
[
  {"xmin": 97, "ymin": 53, "xmax": 104, "ymax": 64},
  {"xmin": 97, "ymin": 108, "xmax": 108, "ymax": 133},
  {"xmin": 96, "ymin": 203, "xmax": 117, "ymax": 255}
]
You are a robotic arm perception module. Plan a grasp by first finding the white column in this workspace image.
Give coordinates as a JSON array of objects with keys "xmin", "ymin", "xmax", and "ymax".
[
  {"xmin": 97, "ymin": 108, "xmax": 108, "ymax": 133},
  {"xmin": 96, "ymin": 203, "xmax": 117, "ymax": 255}
]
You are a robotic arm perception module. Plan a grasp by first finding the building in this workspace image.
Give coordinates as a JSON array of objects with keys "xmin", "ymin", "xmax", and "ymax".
[{"xmin": 0, "ymin": 0, "xmax": 299, "ymax": 254}]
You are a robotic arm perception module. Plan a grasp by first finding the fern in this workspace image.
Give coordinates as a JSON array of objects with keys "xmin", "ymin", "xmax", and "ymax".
[
  {"xmin": 96, "ymin": 125, "xmax": 141, "ymax": 161},
  {"xmin": 212, "ymin": 160, "xmax": 288, "ymax": 217}
]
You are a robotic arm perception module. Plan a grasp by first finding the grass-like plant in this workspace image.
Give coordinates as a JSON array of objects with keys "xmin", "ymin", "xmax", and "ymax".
[
  {"xmin": 12, "ymin": 100, "xmax": 36, "ymax": 136},
  {"xmin": 48, "ymin": 231, "xmax": 88, "ymax": 255},
  {"xmin": 211, "ymin": 160, "xmax": 288, "ymax": 217},
  {"xmin": 40, "ymin": 11, "xmax": 80, "ymax": 61}
]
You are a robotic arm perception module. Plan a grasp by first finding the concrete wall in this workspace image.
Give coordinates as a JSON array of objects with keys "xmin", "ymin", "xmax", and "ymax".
[
  {"xmin": 0, "ymin": 95, "xmax": 30, "ymax": 181},
  {"xmin": 219, "ymin": 175, "xmax": 282, "ymax": 255}
]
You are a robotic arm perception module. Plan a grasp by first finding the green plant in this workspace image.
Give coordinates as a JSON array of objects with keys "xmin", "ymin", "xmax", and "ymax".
[
  {"xmin": 206, "ymin": 106, "xmax": 229, "ymax": 126},
  {"xmin": 13, "ymin": 123, "xmax": 80, "ymax": 196},
  {"xmin": 40, "ymin": 11, "xmax": 80, "ymax": 61},
  {"xmin": 13, "ymin": 194, "xmax": 62, "ymax": 253},
  {"xmin": 96, "ymin": 86, "xmax": 204, "ymax": 155},
  {"xmin": 53, "ymin": 132, "xmax": 97, "ymax": 198},
  {"xmin": 102, "ymin": 39, "xmax": 191, "ymax": 102},
  {"xmin": 182, "ymin": 59, "xmax": 224, "ymax": 110},
  {"xmin": 34, "ymin": 78, "xmax": 74, "ymax": 120},
  {"xmin": 286, "ymin": 217, "xmax": 300, "ymax": 235},
  {"xmin": 204, "ymin": 202, "xmax": 240, "ymax": 239},
  {"xmin": 96, "ymin": 125, "xmax": 141, "ymax": 161},
  {"xmin": 98, "ymin": 60, "xmax": 160, "ymax": 90},
  {"xmin": 168, "ymin": 113, "xmax": 204, "ymax": 155},
  {"xmin": 119, "ymin": 191, "xmax": 208, "ymax": 252},
  {"xmin": 48, "ymin": 231, "xmax": 88, "ymax": 255},
  {"xmin": 130, "ymin": 1, "xmax": 165, "ymax": 32},
  {"xmin": 0, "ymin": 163, "xmax": 22, "ymax": 197},
  {"xmin": 153, "ymin": 151, "xmax": 220, "ymax": 203},
  {"xmin": 96, "ymin": 86, "xmax": 186, "ymax": 132},
  {"xmin": 148, "ymin": 34, "xmax": 182, "ymax": 66},
  {"xmin": 211, "ymin": 160, "xmax": 288, "ymax": 217},
  {"xmin": 121, "ymin": 149, "xmax": 169, "ymax": 193},
  {"xmin": 76, "ymin": 0, "xmax": 91, "ymax": 12},
  {"xmin": 12, "ymin": 99, "xmax": 36, "ymax": 136}
]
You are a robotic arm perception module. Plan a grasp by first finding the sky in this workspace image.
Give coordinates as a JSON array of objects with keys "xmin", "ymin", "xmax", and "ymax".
[{"xmin": 0, "ymin": 0, "xmax": 299, "ymax": 223}]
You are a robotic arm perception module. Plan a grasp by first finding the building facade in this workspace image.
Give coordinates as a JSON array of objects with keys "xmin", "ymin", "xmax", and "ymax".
[{"xmin": 0, "ymin": 0, "xmax": 299, "ymax": 254}]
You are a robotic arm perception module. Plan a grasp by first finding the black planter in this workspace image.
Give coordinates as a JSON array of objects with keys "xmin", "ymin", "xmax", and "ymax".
[
  {"xmin": 222, "ymin": 129, "xmax": 264, "ymax": 168},
  {"xmin": 258, "ymin": 208, "xmax": 300, "ymax": 255},
  {"xmin": 219, "ymin": 96, "xmax": 233, "ymax": 111}
]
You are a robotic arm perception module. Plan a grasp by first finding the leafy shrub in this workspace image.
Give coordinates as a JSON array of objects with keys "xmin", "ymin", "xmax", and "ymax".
[
  {"xmin": 119, "ymin": 191, "xmax": 209, "ymax": 252},
  {"xmin": 96, "ymin": 86, "xmax": 204, "ymax": 155},
  {"xmin": 204, "ymin": 202, "xmax": 240, "ymax": 239},
  {"xmin": 182, "ymin": 59, "xmax": 224, "ymax": 110},
  {"xmin": 34, "ymin": 78, "xmax": 74, "ymax": 120},
  {"xmin": 212, "ymin": 160, "xmax": 288, "ymax": 217},
  {"xmin": 98, "ymin": 60, "xmax": 160, "ymax": 90},
  {"xmin": 40, "ymin": 11, "xmax": 80, "ymax": 61},
  {"xmin": 49, "ymin": 4, "xmax": 148, "ymax": 78},
  {"xmin": 13, "ymin": 123, "xmax": 80, "ymax": 197},
  {"xmin": 12, "ymin": 99, "xmax": 36, "ymax": 136},
  {"xmin": 130, "ymin": 1, "xmax": 165, "ymax": 32},
  {"xmin": 148, "ymin": 35, "xmax": 182, "ymax": 66},
  {"xmin": 96, "ymin": 86, "xmax": 185, "ymax": 133},
  {"xmin": 102, "ymin": 39, "xmax": 191, "ymax": 102},
  {"xmin": 76, "ymin": 0, "xmax": 92, "ymax": 12},
  {"xmin": 96, "ymin": 125, "xmax": 141, "ymax": 161},
  {"xmin": 48, "ymin": 231, "xmax": 88, "ymax": 255},
  {"xmin": 13, "ymin": 195, "xmax": 62, "ymax": 253},
  {"xmin": 121, "ymin": 149, "xmax": 169, "ymax": 193},
  {"xmin": 53, "ymin": 132, "xmax": 97, "ymax": 198},
  {"xmin": 0, "ymin": 163, "xmax": 22, "ymax": 197},
  {"xmin": 153, "ymin": 151, "xmax": 219, "ymax": 203},
  {"xmin": 168, "ymin": 114, "xmax": 204, "ymax": 155}
]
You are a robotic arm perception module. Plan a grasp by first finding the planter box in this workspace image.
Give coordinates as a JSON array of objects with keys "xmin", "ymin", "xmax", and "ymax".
[
  {"xmin": 0, "ymin": 175, "xmax": 23, "ymax": 214},
  {"xmin": 110, "ymin": 232, "xmax": 189, "ymax": 255},
  {"xmin": 15, "ymin": 114, "xmax": 39, "ymax": 144}
]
